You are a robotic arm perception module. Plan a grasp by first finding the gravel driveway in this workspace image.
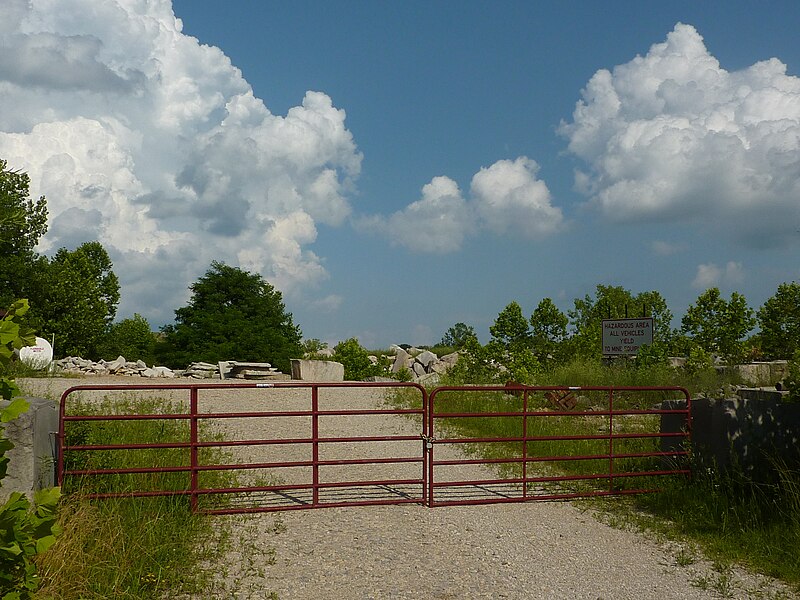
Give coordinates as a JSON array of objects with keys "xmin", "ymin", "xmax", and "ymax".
[{"xmin": 21, "ymin": 377, "xmax": 795, "ymax": 599}]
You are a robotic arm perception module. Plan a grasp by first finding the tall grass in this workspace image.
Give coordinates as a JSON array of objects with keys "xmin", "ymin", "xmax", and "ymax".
[
  {"xmin": 627, "ymin": 458, "xmax": 800, "ymax": 589},
  {"xmin": 539, "ymin": 356, "xmax": 743, "ymax": 395},
  {"xmin": 35, "ymin": 395, "xmax": 242, "ymax": 599}
]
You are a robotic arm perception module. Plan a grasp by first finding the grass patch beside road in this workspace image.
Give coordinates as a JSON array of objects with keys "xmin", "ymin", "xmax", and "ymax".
[
  {"xmin": 614, "ymin": 459, "xmax": 800, "ymax": 592},
  {"xmin": 33, "ymin": 393, "xmax": 277, "ymax": 599}
]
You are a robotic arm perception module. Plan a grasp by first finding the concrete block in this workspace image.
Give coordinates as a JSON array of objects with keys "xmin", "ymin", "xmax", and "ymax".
[{"xmin": 1, "ymin": 397, "xmax": 58, "ymax": 501}]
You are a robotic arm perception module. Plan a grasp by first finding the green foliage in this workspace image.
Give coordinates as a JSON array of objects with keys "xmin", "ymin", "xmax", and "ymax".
[
  {"xmin": 757, "ymin": 282, "xmax": 800, "ymax": 360},
  {"xmin": 682, "ymin": 345, "xmax": 714, "ymax": 377},
  {"xmin": 0, "ymin": 160, "xmax": 48, "ymax": 311},
  {"xmin": 0, "ymin": 299, "xmax": 61, "ymax": 599},
  {"xmin": 332, "ymin": 338, "xmax": 385, "ymax": 381},
  {"xmin": 97, "ymin": 314, "xmax": 156, "ymax": 364},
  {"xmin": 301, "ymin": 338, "xmax": 328, "ymax": 358},
  {"xmin": 485, "ymin": 302, "xmax": 540, "ymax": 382},
  {"xmin": 784, "ymin": 350, "xmax": 800, "ymax": 402},
  {"xmin": 156, "ymin": 261, "xmax": 302, "ymax": 373},
  {"xmin": 635, "ymin": 342, "xmax": 669, "ymax": 369},
  {"xmin": 439, "ymin": 322, "xmax": 477, "ymax": 349},
  {"xmin": 31, "ymin": 241, "xmax": 120, "ymax": 360},
  {"xmin": 530, "ymin": 297, "xmax": 568, "ymax": 365},
  {"xmin": 442, "ymin": 338, "xmax": 505, "ymax": 385},
  {"xmin": 0, "ymin": 489, "xmax": 61, "ymax": 599},
  {"xmin": 0, "ymin": 300, "xmax": 36, "ymax": 377},
  {"xmin": 489, "ymin": 301, "xmax": 531, "ymax": 348},
  {"xmin": 681, "ymin": 288, "xmax": 755, "ymax": 365}
]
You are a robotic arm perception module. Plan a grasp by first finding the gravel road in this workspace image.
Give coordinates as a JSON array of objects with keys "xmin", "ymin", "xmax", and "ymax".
[{"xmin": 21, "ymin": 377, "xmax": 795, "ymax": 599}]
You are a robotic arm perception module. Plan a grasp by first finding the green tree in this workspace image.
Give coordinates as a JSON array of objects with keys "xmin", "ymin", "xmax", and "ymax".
[
  {"xmin": 487, "ymin": 301, "xmax": 539, "ymax": 383},
  {"xmin": 439, "ymin": 322, "xmax": 478, "ymax": 349},
  {"xmin": 301, "ymin": 338, "xmax": 328, "ymax": 357},
  {"xmin": 757, "ymin": 282, "xmax": 800, "ymax": 360},
  {"xmin": 32, "ymin": 241, "xmax": 120, "ymax": 359},
  {"xmin": 156, "ymin": 261, "xmax": 302, "ymax": 372},
  {"xmin": 97, "ymin": 314, "xmax": 157, "ymax": 364},
  {"xmin": 0, "ymin": 160, "xmax": 48, "ymax": 310},
  {"xmin": 331, "ymin": 338, "xmax": 384, "ymax": 381},
  {"xmin": 681, "ymin": 288, "xmax": 755, "ymax": 365},
  {"xmin": 530, "ymin": 298, "xmax": 568, "ymax": 365},
  {"xmin": 490, "ymin": 302, "xmax": 531, "ymax": 347}
]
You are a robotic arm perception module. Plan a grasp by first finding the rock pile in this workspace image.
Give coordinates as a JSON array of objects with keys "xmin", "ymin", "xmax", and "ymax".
[
  {"xmin": 53, "ymin": 347, "xmax": 462, "ymax": 384},
  {"xmin": 55, "ymin": 356, "xmax": 176, "ymax": 378},
  {"xmin": 52, "ymin": 356, "xmax": 287, "ymax": 380},
  {"xmin": 379, "ymin": 346, "xmax": 460, "ymax": 385}
]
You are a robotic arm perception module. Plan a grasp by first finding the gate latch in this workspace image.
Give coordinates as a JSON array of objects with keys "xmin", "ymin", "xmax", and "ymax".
[{"xmin": 420, "ymin": 434, "xmax": 436, "ymax": 449}]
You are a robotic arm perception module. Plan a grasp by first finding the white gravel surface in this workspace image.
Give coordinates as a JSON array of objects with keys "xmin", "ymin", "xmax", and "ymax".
[{"xmin": 20, "ymin": 377, "xmax": 796, "ymax": 599}]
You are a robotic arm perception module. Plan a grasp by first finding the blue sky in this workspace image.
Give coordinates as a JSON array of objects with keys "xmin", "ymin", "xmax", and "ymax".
[{"xmin": 2, "ymin": 1, "xmax": 799, "ymax": 348}]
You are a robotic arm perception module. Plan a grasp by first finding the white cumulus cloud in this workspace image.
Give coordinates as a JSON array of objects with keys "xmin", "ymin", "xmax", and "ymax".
[
  {"xmin": 0, "ymin": 0, "xmax": 361, "ymax": 323},
  {"xmin": 560, "ymin": 22, "xmax": 800, "ymax": 247},
  {"xmin": 358, "ymin": 176, "xmax": 474, "ymax": 253},
  {"xmin": 692, "ymin": 261, "xmax": 745, "ymax": 289},
  {"xmin": 359, "ymin": 157, "xmax": 562, "ymax": 253}
]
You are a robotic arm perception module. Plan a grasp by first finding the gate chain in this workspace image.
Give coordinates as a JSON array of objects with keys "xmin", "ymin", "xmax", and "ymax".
[{"xmin": 420, "ymin": 433, "xmax": 436, "ymax": 449}]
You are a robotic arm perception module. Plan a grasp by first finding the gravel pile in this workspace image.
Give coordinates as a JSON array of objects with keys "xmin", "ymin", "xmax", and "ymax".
[{"xmin": 20, "ymin": 378, "xmax": 795, "ymax": 599}]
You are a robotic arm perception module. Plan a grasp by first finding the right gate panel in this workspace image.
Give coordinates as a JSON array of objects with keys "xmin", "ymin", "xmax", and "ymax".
[{"xmin": 426, "ymin": 385, "xmax": 691, "ymax": 507}]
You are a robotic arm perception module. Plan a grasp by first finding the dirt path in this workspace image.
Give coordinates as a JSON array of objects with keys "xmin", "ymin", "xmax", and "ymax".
[{"xmin": 22, "ymin": 377, "xmax": 795, "ymax": 599}]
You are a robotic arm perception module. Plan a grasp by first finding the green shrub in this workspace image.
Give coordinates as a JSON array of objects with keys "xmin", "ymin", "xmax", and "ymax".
[
  {"xmin": 332, "ymin": 338, "xmax": 385, "ymax": 381},
  {"xmin": 784, "ymin": 350, "xmax": 800, "ymax": 402},
  {"xmin": 1, "ymin": 300, "xmax": 61, "ymax": 599},
  {"xmin": 97, "ymin": 314, "xmax": 157, "ymax": 364}
]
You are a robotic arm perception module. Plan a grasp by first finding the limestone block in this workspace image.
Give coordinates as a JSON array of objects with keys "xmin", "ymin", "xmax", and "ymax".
[
  {"xmin": 106, "ymin": 356, "xmax": 126, "ymax": 373},
  {"xmin": 416, "ymin": 372, "xmax": 440, "ymax": 387},
  {"xmin": 440, "ymin": 352, "xmax": 460, "ymax": 365},
  {"xmin": 0, "ymin": 397, "xmax": 58, "ymax": 501},
  {"xmin": 290, "ymin": 359, "xmax": 344, "ymax": 382},
  {"xmin": 391, "ymin": 348, "xmax": 411, "ymax": 374},
  {"xmin": 416, "ymin": 350, "xmax": 437, "ymax": 368}
]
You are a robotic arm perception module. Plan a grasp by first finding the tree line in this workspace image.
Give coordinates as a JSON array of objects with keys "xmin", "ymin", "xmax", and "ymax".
[
  {"xmin": 437, "ymin": 281, "xmax": 800, "ymax": 384},
  {"xmin": 2, "ymin": 160, "xmax": 799, "ymax": 375}
]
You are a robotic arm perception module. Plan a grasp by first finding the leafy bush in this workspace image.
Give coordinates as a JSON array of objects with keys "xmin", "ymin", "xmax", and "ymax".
[
  {"xmin": 301, "ymin": 338, "xmax": 328, "ymax": 358},
  {"xmin": 332, "ymin": 338, "xmax": 386, "ymax": 381},
  {"xmin": 784, "ymin": 350, "xmax": 800, "ymax": 402},
  {"xmin": 97, "ymin": 314, "xmax": 157, "ymax": 364},
  {"xmin": 1, "ymin": 300, "xmax": 61, "ymax": 599}
]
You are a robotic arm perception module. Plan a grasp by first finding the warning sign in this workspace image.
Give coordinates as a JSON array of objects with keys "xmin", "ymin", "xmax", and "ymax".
[{"xmin": 601, "ymin": 318, "xmax": 653, "ymax": 355}]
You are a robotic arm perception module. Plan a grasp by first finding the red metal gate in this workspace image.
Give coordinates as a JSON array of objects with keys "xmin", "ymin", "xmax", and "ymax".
[
  {"xmin": 57, "ymin": 381, "xmax": 427, "ymax": 514},
  {"xmin": 57, "ymin": 382, "xmax": 690, "ymax": 512},
  {"xmin": 426, "ymin": 385, "xmax": 691, "ymax": 507}
]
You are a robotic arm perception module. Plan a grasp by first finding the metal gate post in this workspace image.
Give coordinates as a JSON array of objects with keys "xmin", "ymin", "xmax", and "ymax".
[
  {"xmin": 522, "ymin": 390, "xmax": 528, "ymax": 500},
  {"xmin": 426, "ymin": 391, "xmax": 435, "ymax": 507},
  {"xmin": 607, "ymin": 388, "xmax": 614, "ymax": 492},
  {"xmin": 312, "ymin": 384, "xmax": 320, "ymax": 506},
  {"xmin": 190, "ymin": 387, "xmax": 199, "ymax": 513}
]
